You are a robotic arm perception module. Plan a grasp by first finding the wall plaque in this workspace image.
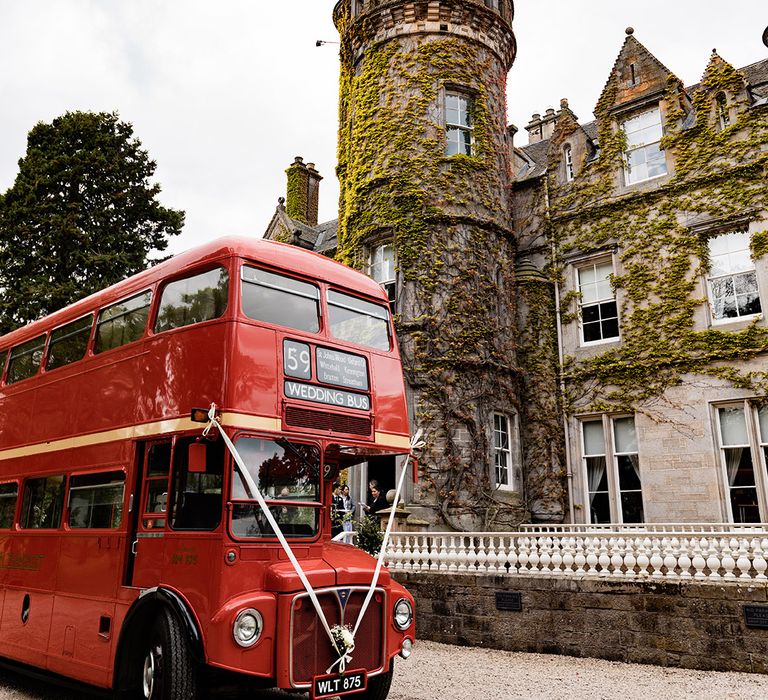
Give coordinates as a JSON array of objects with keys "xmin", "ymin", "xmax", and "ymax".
[
  {"xmin": 495, "ymin": 591, "xmax": 522, "ymax": 612},
  {"xmin": 744, "ymin": 605, "xmax": 768, "ymax": 629}
]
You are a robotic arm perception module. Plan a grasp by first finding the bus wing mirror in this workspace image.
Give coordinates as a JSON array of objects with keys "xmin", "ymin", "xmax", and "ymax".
[{"xmin": 188, "ymin": 442, "xmax": 207, "ymax": 473}]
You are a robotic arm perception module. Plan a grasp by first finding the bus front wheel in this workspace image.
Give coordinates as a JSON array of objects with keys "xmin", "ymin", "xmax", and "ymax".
[{"xmin": 140, "ymin": 607, "xmax": 197, "ymax": 700}]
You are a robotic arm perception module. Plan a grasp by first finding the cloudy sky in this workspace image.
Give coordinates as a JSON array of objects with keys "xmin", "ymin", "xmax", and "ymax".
[{"xmin": 1, "ymin": 1, "xmax": 766, "ymax": 255}]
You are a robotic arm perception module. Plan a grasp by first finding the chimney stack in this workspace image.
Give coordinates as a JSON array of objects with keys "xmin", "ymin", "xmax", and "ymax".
[{"xmin": 285, "ymin": 156, "xmax": 323, "ymax": 226}]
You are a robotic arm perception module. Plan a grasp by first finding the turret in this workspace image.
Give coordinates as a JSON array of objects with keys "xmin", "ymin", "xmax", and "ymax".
[{"xmin": 333, "ymin": 0, "xmax": 526, "ymax": 529}]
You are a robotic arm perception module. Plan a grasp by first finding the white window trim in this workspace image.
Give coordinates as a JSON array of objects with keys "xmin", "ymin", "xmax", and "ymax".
[
  {"xmin": 575, "ymin": 258, "xmax": 621, "ymax": 347},
  {"xmin": 622, "ymin": 106, "xmax": 667, "ymax": 186},
  {"xmin": 706, "ymin": 231, "xmax": 762, "ymax": 326},
  {"xmin": 563, "ymin": 144, "xmax": 574, "ymax": 182},
  {"xmin": 713, "ymin": 400, "xmax": 768, "ymax": 523},
  {"xmin": 579, "ymin": 414, "xmax": 643, "ymax": 524},
  {"xmin": 445, "ymin": 91, "xmax": 474, "ymax": 157},
  {"xmin": 492, "ymin": 412, "xmax": 516, "ymax": 490}
]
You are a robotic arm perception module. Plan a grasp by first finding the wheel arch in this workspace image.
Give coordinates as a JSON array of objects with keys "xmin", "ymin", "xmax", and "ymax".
[{"xmin": 113, "ymin": 587, "xmax": 205, "ymax": 692}]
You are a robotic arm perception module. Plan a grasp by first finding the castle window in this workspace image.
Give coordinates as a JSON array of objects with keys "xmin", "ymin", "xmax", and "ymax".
[
  {"xmin": 707, "ymin": 231, "xmax": 761, "ymax": 323},
  {"xmin": 582, "ymin": 416, "xmax": 643, "ymax": 524},
  {"xmin": 563, "ymin": 145, "xmax": 574, "ymax": 182},
  {"xmin": 484, "ymin": 0, "xmax": 499, "ymax": 10},
  {"xmin": 445, "ymin": 92, "xmax": 474, "ymax": 156},
  {"xmin": 716, "ymin": 93, "xmax": 730, "ymax": 130},
  {"xmin": 493, "ymin": 413, "xmax": 516, "ymax": 489},
  {"xmin": 622, "ymin": 107, "xmax": 667, "ymax": 185},
  {"xmin": 577, "ymin": 261, "xmax": 619, "ymax": 344},
  {"xmin": 715, "ymin": 403, "xmax": 768, "ymax": 523},
  {"xmin": 369, "ymin": 243, "xmax": 396, "ymax": 309}
]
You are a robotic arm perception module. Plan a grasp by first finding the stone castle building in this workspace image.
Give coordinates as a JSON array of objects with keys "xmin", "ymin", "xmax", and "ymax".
[{"xmin": 266, "ymin": 0, "xmax": 768, "ymax": 529}]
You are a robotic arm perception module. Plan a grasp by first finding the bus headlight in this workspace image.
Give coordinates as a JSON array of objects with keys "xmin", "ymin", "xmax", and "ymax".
[
  {"xmin": 233, "ymin": 609, "xmax": 263, "ymax": 647},
  {"xmin": 393, "ymin": 598, "xmax": 413, "ymax": 631}
]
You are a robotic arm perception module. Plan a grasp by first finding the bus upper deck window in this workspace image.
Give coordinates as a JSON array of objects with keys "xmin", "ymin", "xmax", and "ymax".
[
  {"xmin": 327, "ymin": 290, "xmax": 391, "ymax": 351},
  {"xmin": 94, "ymin": 291, "xmax": 152, "ymax": 354},
  {"xmin": 47, "ymin": 314, "xmax": 93, "ymax": 371},
  {"xmin": 241, "ymin": 266, "xmax": 320, "ymax": 333},
  {"xmin": 7, "ymin": 334, "xmax": 46, "ymax": 385},
  {"xmin": 155, "ymin": 267, "xmax": 229, "ymax": 333}
]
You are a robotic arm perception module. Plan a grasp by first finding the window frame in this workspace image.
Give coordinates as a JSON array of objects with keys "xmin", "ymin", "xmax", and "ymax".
[
  {"xmin": 492, "ymin": 412, "xmax": 517, "ymax": 490},
  {"xmin": 706, "ymin": 231, "xmax": 762, "ymax": 325},
  {"xmin": 0, "ymin": 481, "xmax": 19, "ymax": 529},
  {"xmin": 6, "ymin": 334, "xmax": 47, "ymax": 386},
  {"xmin": 153, "ymin": 265, "xmax": 230, "ymax": 335},
  {"xmin": 20, "ymin": 474, "xmax": 66, "ymax": 530},
  {"xmin": 240, "ymin": 263, "xmax": 321, "ymax": 334},
  {"xmin": 563, "ymin": 144, "xmax": 575, "ymax": 182},
  {"xmin": 579, "ymin": 414, "xmax": 644, "ymax": 525},
  {"xmin": 622, "ymin": 106, "xmax": 668, "ymax": 186},
  {"xmin": 714, "ymin": 401, "xmax": 768, "ymax": 523},
  {"xmin": 45, "ymin": 313, "xmax": 94, "ymax": 373},
  {"xmin": 444, "ymin": 90, "xmax": 475, "ymax": 157},
  {"xmin": 67, "ymin": 470, "xmax": 126, "ymax": 530},
  {"xmin": 576, "ymin": 258, "xmax": 620, "ymax": 346},
  {"xmin": 94, "ymin": 289, "xmax": 153, "ymax": 355},
  {"xmin": 369, "ymin": 243, "xmax": 397, "ymax": 308}
]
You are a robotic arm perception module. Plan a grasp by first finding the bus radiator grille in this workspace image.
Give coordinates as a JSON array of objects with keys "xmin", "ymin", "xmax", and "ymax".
[
  {"xmin": 290, "ymin": 589, "xmax": 385, "ymax": 685},
  {"xmin": 284, "ymin": 406, "xmax": 372, "ymax": 437}
]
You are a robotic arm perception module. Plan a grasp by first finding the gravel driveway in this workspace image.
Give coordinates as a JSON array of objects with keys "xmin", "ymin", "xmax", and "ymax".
[{"xmin": 0, "ymin": 641, "xmax": 765, "ymax": 699}]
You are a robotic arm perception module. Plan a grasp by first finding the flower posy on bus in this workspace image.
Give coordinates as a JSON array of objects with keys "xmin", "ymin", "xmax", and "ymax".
[{"xmin": 0, "ymin": 237, "xmax": 415, "ymax": 699}]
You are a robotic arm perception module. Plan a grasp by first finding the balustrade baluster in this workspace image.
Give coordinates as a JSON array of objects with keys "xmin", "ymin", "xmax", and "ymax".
[
  {"xmin": 754, "ymin": 539, "xmax": 768, "ymax": 581},
  {"xmin": 662, "ymin": 537, "xmax": 678, "ymax": 580},
  {"xmin": 476, "ymin": 536, "xmax": 489, "ymax": 574},
  {"xmin": 585, "ymin": 537, "xmax": 599, "ymax": 577},
  {"xmin": 705, "ymin": 538, "xmax": 721, "ymax": 580},
  {"xmin": 691, "ymin": 538, "xmax": 706, "ymax": 579},
  {"xmin": 518, "ymin": 537, "xmax": 531, "ymax": 575},
  {"xmin": 722, "ymin": 538, "xmax": 737, "ymax": 580},
  {"xmin": 736, "ymin": 538, "xmax": 752, "ymax": 580},
  {"xmin": 447, "ymin": 535, "xmax": 459, "ymax": 573},
  {"xmin": 636, "ymin": 537, "xmax": 651, "ymax": 577},
  {"xmin": 506, "ymin": 536, "xmax": 519, "ymax": 575},
  {"xmin": 650, "ymin": 538, "xmax": 664, "ymax": 578},
  {"xmin": 550, "ymin": 536, "xmax": 564, "ymax": 576},
  {"xmin": 573, "ymin": 537, "xmax": 586, "ymax": 577},
  {"xmin": 677, "ymin": 537, "xmax": 692, "ymax": 579},
  {"xmin": 623, "ymin": 537, "xmax": 637, "ymax": 579},
  {"xmin": 610, "ymin": 537, "xmax": 623, "ymax": 578}
]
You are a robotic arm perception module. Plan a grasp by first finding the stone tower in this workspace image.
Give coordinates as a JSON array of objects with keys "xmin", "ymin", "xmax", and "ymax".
[{"xmin": 333, "ymin": 0, "xmax": 527, "ymax": 529}]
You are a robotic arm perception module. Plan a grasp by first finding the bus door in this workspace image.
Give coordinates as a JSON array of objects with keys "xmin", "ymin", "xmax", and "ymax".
[{"xmin": 129, "ymin": 441, "xmax": 172, "ymax": 588}]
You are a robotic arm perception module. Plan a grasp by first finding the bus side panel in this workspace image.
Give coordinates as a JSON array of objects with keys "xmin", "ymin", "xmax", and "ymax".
[
  {"xmin": 24, "ymin": 368, "xmax": 80, "ymax": 446},
  {"xmin": 0, "ymin": 533, "xmax": 60, "ymax": 666},
  {"xmin": 140, "ymin": 325, "xmax": 229, "ymax": 421},
  {"xmin": 75, "ymin": 347, "xmax": 147, "ymax": 434},
  {"xmin": 46, "ymin": 598, "xmax": 114, "ymax": 687},
  {"xmin": 0, "ymin": 383, "xmax": 40, "ymax": 452},
  {"xmin": 229, "ymin": 325, "xmax": 279, "ymax": 418}
]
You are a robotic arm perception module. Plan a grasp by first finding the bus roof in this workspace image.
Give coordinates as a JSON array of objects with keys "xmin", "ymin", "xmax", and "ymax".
[{"xmin": 0, "ymin": 236, "xmax": 389, "ymax": 348}]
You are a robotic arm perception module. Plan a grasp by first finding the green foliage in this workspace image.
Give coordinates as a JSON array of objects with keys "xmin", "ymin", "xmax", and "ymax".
[
  {"xmin": 285, "ymin": 163, "xmax": 308, "ymax": 224},
  {"xmin": 356, "ymin": 515, "xmax": 384, "ymax": 557},
  {"xmin": 0, "ymin": 111, "xmax": 184, "ymax": 334},
  {"xmin": 549, "ymin": 56, "xmax": 768, "ymax": 412},
  {"xmin": 335, "ymin": 8, "xmax": 524, "ymax": 529}
]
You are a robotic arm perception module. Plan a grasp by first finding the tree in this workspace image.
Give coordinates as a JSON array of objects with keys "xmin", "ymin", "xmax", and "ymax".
[{"xmin": 0, "ymin": 111, "xmax": 184, "ymax": 334}]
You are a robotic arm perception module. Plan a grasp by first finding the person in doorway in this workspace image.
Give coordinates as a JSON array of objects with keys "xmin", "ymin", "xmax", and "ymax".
[
  {"xmin": 331, "ymin": 482, "xmax": 344, "ymax": 537},
  {"xmin": 362, "ymin": 479, "xmax": 388, "ymax": 515},
  {"xmin": 341, "ymin": 485, "xmax": 355, "ymax": 534}
]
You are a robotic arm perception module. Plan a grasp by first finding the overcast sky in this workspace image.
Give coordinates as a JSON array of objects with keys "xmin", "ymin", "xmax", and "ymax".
[{"xmin": 1, "ymin": 1, "xmax": 766, "ymax": 255}]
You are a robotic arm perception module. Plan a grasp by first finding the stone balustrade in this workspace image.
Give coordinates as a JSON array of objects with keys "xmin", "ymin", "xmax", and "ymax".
[{"xmin": 384, "ymin": 528, "xmax": 768, "ymax": 581}]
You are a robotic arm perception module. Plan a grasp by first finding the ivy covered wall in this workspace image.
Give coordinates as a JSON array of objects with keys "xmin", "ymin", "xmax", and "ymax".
[{"xmin": 333, "ymin": 0, "xmax": 545, "ymax": 529}]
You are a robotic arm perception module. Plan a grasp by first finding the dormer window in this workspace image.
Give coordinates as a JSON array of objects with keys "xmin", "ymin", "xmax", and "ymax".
[
  {"xmin": 563, "ymin": 145, "xmax": 574, "ymax": 182},
  {"xmin": 622, "ymin": 106, "xmax": 667, "ymax": 185},
  {"xmin": 716, "ymin": 93, "xmax": 730, "ymax": 130},
  {"xmin": 445, "ymin": 92, "xmax": 474, "ymax": 156}
]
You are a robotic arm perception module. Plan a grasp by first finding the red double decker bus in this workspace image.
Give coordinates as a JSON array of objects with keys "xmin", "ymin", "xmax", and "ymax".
[{"xmin": 0, "ymin": 237, "xmax": 415, "ymax": 699}]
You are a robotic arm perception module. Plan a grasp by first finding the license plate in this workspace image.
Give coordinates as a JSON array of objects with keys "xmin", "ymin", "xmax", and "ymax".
[{"xmin": 312, "ymin": 669, "xmax": 368, "ymax": 699}]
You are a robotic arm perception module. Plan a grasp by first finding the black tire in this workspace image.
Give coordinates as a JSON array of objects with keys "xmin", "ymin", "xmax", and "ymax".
[
  {"xmin": 357, "ymin": 666, "xmax": 394, "ymax": 700},
  {"xmin": 140, "ymin": 607, "xmax": 197, "ymax": 700}
]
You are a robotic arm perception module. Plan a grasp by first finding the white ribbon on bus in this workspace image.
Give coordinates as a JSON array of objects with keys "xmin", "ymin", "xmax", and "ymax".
[{"xmin": 202, "ymin": 404, "xmax": 421, "ymax": 675}]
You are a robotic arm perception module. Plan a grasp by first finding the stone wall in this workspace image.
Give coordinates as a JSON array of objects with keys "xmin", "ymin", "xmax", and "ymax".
[{"xmin": 395, "ymin": 571, "xmax": 768, "ymax": 673}]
